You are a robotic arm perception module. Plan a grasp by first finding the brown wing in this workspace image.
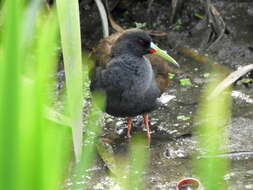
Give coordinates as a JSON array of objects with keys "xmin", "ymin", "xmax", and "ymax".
[
  {"xmin": 90, "ymin": 31, "xmax": 123, "ymax": 67},
  {"xmin": 88, "ymin": 31, "xmax": 123, "ymax": 82}
]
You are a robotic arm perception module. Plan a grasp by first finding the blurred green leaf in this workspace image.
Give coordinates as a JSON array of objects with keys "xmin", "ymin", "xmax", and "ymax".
[
  {"xmin": 177, "ymin": 115, "xmax": 190, "ymax": 121},
  {"xmin": 180, "ymin": 78, "xmax": 192, "ymax": 86},
  {"xmin": 194, "ymin": 71, "xmax": 231, "ymax": 190},
  {"xmin": 70, "ymin": 94, "xmax": 104, "ymax": 190},
  {"xmin": 56, "ymin": 0, "xmax": 83, "ymax": 161},
  {"xmin": 126, "ymin": 134, "xmax": 149, "ymax": 190},
  {"xmin": 236, "ymin": 78, "xmax": 253, "ymax": 85},
  {"xmin": 0, "ymin": 0, "xmax": 24, "ymax": 189},
  {"xmin": 194, "ymin": 13, "xmax": 204, "ymax": 19},
  {"xmin": 203, "ymin": 73, "xmax": 210, "ymax": 78},
  {"xmin": 168, "ymin": 73, "xmax": 175, "ymax": 79},
  {"xmin": 1, "ymin": 3, "xmax": 71, "ymax": 190},
  {"xmin": 135, "ymin": 22, "xmax": 146, "ymax": 29}
]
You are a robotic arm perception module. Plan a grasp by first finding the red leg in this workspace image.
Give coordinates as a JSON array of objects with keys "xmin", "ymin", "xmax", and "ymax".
[
  {"xmin": 127, "ymin": 117, "xmax": 132, "ymax": 138},
  {"xmin": 143, "ymin": 114, "xmax": 151, "ymax": 142}
]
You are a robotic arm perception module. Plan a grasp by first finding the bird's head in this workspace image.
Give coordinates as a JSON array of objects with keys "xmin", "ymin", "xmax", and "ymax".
[{"xmin": 111, "ymin": 29, "xmax": 179, "ymax": 67}]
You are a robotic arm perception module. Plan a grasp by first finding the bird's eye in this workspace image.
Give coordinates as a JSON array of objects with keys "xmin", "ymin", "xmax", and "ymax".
[
  {"xmin": 139, "ymin": 39, "xmax": 144, "ymax": 44},
  {"xmin": 139, "ymin": 39, "xmax": 148, "ymax": 46}
]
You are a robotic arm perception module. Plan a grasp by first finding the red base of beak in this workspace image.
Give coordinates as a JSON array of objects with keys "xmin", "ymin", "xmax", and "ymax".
[{"xmin": 148, "ymin": 48, "xmax": 156, "ymax": 54}]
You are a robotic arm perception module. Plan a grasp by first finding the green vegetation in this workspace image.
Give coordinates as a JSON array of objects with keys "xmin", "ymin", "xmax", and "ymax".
[
  {"xmin": 123, "ymin": 10, "xmax": 129, "ymax": 17},
  {"xmin": 168, "ymin": 73, "xmax": 175, "ymax": 79},
  {"xmin": 193, "ymin": 13, "xmax": 204, "ymax": 19},
  {"xmin": 135, "ymin": 22, "xmax": 147, "ymax": 29},
  {"xmin": 194, "ymin": 71, "xmax": 231, "ymax": 190},
  {"xmin": 203, "ymin": 73, "xmax": 210, "ymax": 78},
  {"xmin": 177, "ymin": 115, "xmax": 191, "ymax": 121},
  {"xmin": 180, "ymin": 78, "xmax": 192, "ymax": 86},
  {"xmin": 236, "ymin": 78, "xmax": 253, "ymax": 85},
  {"xmin": 174, "ymin": 19, "xmax": 182, "ymax": 31},
  {"xmin": 0, "ymin": 1, "xmax": 70, "ymax": 190},
  {"xmin": 56, "ymin": 0, "xmax": 83, "ymax": 161}
]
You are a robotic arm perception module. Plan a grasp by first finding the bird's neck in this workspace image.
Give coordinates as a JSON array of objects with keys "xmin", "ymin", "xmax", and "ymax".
[
  {"xmin": 119, "ymin": 53, "xmax": 144, "ymax": 64},
  {"xmin": 112, "ymin": 43, "xmax": 144, "ymax": 57},
  {"xmin": 116, "ymin": 54, "xmax": 150, "ymax": 74}
]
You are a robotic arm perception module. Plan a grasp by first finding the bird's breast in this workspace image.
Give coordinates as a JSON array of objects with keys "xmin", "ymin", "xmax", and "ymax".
[
  {"xmin": 105, "ymin": 57, "xmax": 159, "ymax": 117},
  {"xmin": 131, "ymin": 57, "xmax": 153, "ymax": 93}
]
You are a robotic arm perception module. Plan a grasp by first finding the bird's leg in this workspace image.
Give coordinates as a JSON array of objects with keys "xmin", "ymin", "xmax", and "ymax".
[
  {"xmin": 143, "ymin": 114, "xmax": 151, "ymax": 142},
  {"xmin": 127, "ymin": 117, "xmax": 132, "ymax": 138}
]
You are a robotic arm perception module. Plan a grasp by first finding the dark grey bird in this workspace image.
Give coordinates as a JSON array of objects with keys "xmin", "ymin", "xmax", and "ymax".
[{"xmin": 90, "ymin": 29, "xmax": 179, "ymax": 142}]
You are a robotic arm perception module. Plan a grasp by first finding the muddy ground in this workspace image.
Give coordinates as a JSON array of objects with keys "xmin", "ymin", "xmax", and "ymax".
[{"xmin": 62, "ymin": 0, "xmax": 253, "ymax": 189}]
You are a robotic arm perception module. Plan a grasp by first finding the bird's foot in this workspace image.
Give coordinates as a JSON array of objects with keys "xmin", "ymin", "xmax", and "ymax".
[
  {"xmin": 127, "ymin": 132, "xmax": 132, "ymax": 138},
  {"xmin": 143, "ymin": 114, "xmax": 151, "ymax": 145},
  {"xmin": 127, "ymin": 117, "xmax": 132, "ymax": 139},
  {"xmin": 146, "ymin": 130, "xmax": 151, "ymax": 145}
]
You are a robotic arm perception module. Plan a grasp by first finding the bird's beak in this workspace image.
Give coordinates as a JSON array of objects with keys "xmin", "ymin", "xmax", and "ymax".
[{"xmin": 148, "ymin": 42, "xmax": 179, "ymax": 67}]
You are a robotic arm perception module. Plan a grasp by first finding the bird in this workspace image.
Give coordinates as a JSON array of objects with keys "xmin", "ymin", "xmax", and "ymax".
[{"xmin": 89, "ymin": 29, "xmax": 179, "ymax": 142}]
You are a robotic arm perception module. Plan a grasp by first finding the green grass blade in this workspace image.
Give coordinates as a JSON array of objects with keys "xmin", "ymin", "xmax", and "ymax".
[
  {"xmin": 127, "ymin": 134, "xmax": 149, "ymax": 190},
  {"xmin": 0, "ymin": 2, "xmax": 71, "ymax": 189},
  {"xmin": 56, "ymin": 0, "xmax": 83, "ymax": 161},
  {"xmin": 194, "ymin": 71, "xmax": 231, "ymax": 190},
  {"xmin": 17, "ymin": 9, "xmax": 70, "ymax": 190},
  {"xmin": 35, "ymin": 10, "xmax": 71, "ymax": 190},
  {"xmin": 71, "ymin": 93, "xmax": 104, "ymax": 190},
  {"xmin": 0, "ymin": 0, "xmax": 24, "ymax": 189},
  {"xmin": 21, "ymin": 0, "xmax": 43, "ymax": 46}
]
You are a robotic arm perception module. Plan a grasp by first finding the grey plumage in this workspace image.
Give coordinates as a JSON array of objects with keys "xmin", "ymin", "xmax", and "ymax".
[{"xmin": 90, "ymin": 29, "xmax": 162, "ymax": 117}]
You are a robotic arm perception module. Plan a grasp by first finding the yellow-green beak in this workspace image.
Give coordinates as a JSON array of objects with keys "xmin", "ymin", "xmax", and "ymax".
[{"xmin": 149, "ymin": 42, "xmax": 179, "ymax": 67}]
